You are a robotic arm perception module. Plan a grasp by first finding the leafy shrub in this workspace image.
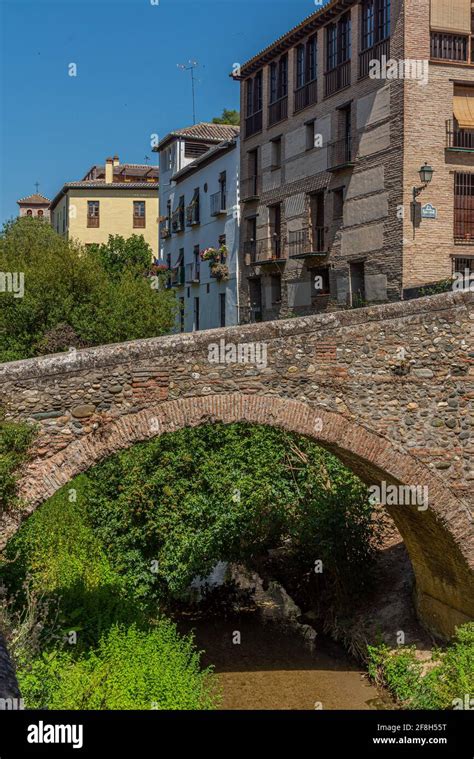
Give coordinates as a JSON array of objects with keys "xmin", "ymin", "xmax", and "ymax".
[
  {"xmin": 0, "ymin": 411, "xmax": 35, "ymax": 512},
  {"xmin": 78, "ymin": 423, "xmax": 379, "ymax": 605},
  {"xmin": 18, "ymin": 622, "xmax": 216, "ymax": 710},
  {"xmin": 367, "ymin": 623, "xmax": 474, "ymax": 709}
]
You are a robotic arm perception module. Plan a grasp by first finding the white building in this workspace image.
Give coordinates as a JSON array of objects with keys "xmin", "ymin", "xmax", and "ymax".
[{"xmin": 155, "ymin": 123, "xmax": 240, "ymax": 331}]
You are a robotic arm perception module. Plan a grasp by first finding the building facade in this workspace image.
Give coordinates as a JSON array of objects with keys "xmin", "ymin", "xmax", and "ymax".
[
  {"xmin": 17, "ymin": 193, "xmax": 51, "ymax": 220},
  {"xmin": 234, "ymin": 0, "xmax": 474, "ymax": 322},
  {"xmin": 155, "ymin": 124, "xmax": 240, "ymax": 331},
  {"xmin": 49, "ymin": 156, "xmax": 159, "ymax": 257}
]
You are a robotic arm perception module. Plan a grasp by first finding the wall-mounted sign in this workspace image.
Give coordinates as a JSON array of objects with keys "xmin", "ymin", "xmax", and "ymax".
[{"xmin": 421, "ymin": 203, "xmax": 437, "ymax": 219}]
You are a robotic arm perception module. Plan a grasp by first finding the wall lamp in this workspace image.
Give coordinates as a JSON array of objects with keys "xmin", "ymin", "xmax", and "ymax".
[{"xmin": 413, "ymin": 163, "xmax": 434, "ymax": 202}]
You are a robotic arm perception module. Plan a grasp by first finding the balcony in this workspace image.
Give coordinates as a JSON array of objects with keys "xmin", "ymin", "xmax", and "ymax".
[
  {"xmin": 245, "ymin": 110, "xmax": 263, "ymax": 139},
  {"xmin": 240, "ymin": 175, "xmax": 260, "ymax": 201},
  {"xmin": 186, "ymin": 201, "xmax": 200, "ymax": 226},
  {"xmin": 210, "ymin": 191, "xmax": 226, "ymax": 216},
  {"xmin": 324, "ymin": 60, "xmax": 351, "ymax": 98},
  {"xmin": 186, "ymin": 262, "xmax": 200, "ymax": 283},
  {"xmin": 446, "ymin": 120, "xmax": 474, "ymax": 151},
  {"xmin": 160, "ymin": 221, "xmax": 171, "ymax": 239},
  {"xmin": 172, "ymin": 209, "xmax": 185, "ymax": 233},
  {"xmin": 170, "ymin": 265, "xmax": 185, "ymax": 287},
  {"xmin": 294, "ymin": 79, "xmax": 318, "ymax": 113},
  {"xmin": 288, "ymin": 228, "xmax": 326, "ymax": 259},
  {"xmin": 268, "ymin": 96, "xmax": 288, "ymax": 127},
  {"xmin": 359, "ymin": 38, "xmax": 390, "ymax": 79},
  {"xmin": 430, "ymin": 32, "xmax": 468, "ymax": 62},
  {"xmin": 244, "ymin": 236, "xmax": 285, "ymax": 266},
  {"xmin": 327, "ymin": 135, "xmax": 355, "ymax": 171}
]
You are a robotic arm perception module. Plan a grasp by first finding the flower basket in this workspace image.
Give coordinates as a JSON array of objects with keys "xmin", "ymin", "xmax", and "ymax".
[{"xmin": 210, "ymin": 262, "xmax": 229, "ymax": 281}]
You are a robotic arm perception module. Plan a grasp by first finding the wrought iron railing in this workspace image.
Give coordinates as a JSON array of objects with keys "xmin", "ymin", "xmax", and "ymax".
[
  {"xmin": 186, "ymin": 200, "xmax": 200, "ymax": 226},
  {"xmin": 288, "ymin": 227, "xmax": 325, "ymax": 257},
  {"xmin": 245, "ymin": 110, "xmax": 263, "ymax": 139},
  {"xmin": 210, "ymin": 191, "xmax": 226, "ymax": 216},
  {"xmin": 430, "ymin": 32, "xmax": 468, "ymax": 62},
  {"xmin": 185, "ymin": 262, "xmax": 200, "ymax": 283},
  {"xmin": 244, "ymin": 236, "xmax": 284, "ymax": 264},
  {"xmin": 327, "ymin": 135, "xmax": 355, "ymax": 170},
  {"xmin": 240, "ymin": 175, "xmax": 260, "ymax": 200},
  {"xmin": 446, "ymin": 120, "xmax": 474, "ymax": 150},
  {"xmin": 172, "ymin": 208, "xmax": 185, "ymax": 233},
  {"xmin": 268, "ymin": 96, "xmax": 288, "ymax": 126},
  {"xmin": 294, "ymin": 79, "xmax": 318, "ymax": 112},
  {"xmin": 324, "ymin": 60, "xmax": 351, "ymax": 97},
  {"xmin": 359, "ymin": 38, "xmax": 390, "ymax": 78}
]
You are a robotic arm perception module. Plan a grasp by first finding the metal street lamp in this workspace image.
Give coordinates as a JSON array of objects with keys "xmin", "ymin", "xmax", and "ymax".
[{"xmin": 413, "ymin": 163, "xmax": 434, "ymax": 201}]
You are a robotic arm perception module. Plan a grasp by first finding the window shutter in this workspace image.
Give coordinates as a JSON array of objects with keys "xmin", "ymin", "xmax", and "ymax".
[{"xmin": 430, "ymin": 0, "xmax": 471, "ymax": 34}]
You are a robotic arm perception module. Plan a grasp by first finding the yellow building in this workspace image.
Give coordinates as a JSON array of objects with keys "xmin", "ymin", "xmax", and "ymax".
[{"xmin": 50, "ymin": 156, "xmax": 159, "ymax": 257}]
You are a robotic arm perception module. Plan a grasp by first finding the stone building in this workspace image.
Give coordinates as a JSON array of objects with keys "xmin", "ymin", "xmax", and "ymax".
[
  {"xmin": 154, "ymin": 123, "xmax": 240, "ymax": 331},
  {"xmin": 49, "ymin": 156, "xmax": 159, "ymax": 258},
  {"xmin": 17, "ymin": 193, "xmax": 51, "ymax": 220},
  {"xmin": 233, "ymin": 0, "xmax": 474, "ymax": 321}
]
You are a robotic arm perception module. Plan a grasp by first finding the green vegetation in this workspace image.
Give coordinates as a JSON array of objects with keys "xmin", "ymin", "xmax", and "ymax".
[
  {"xmin": 1, "ymin": 481, "xmax": 216, "ymax": 710},
  {"xmin": 75, "ymin": 424, "xmax": 379, "ymax": 605},
  {"xmin": 367, "ymin": 624, "xmax": 474, "ymax": 709},
  {"xmin": 0, "ymin": 218, "xmax": 177, "ymax": 362},
  {"xmin": 212, "ymin": 108, "xmax": 240, "ymax": 125},
  {"xmin": 0, "ymin": 412, "xmax": 35, "ymax": 512}
]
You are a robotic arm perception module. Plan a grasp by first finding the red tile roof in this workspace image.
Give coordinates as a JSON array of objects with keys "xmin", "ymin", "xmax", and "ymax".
[
  {"xmin": 156, "ymin": 123, "xmax": 240, "ymax": 151},
  {"xmin": 17, "ymin": 193, "xmax": 51, "ymax": 205}
]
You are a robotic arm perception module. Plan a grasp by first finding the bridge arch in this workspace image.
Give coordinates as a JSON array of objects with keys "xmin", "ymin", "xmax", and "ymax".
[{"xmin": 6, "ymin": 392, "xmax": 474, "ymax": 640}]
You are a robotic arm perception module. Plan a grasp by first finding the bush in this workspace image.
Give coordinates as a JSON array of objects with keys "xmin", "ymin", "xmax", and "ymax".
[
  {"xmin": 18, "ymin": 622, "xmax": 216, "ymax": 710},
  {"xmin": 367, "ymin": 623, "xmax": 474, "ymax": 709},
  {"xmin": 0, "ymin": 411, "xmax": 35, "ymax": 512},
  {"xmin": 78, "ymin": 423, "xmax": 379, "ymax": 604}
]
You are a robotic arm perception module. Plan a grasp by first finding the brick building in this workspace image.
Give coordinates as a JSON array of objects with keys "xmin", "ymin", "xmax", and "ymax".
[{"xmin": 233, "ymin": 0, "xmax": 474, "ymax": 321}]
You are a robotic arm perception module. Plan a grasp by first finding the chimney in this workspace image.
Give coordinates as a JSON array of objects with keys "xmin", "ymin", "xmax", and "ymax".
[
  {"xmin": 113, "ymin": 155, "xmax": 119, "ymax": 167},
  {"xmin": 105, "ymin": 157, "xmax": 114, "ymax": 184}
]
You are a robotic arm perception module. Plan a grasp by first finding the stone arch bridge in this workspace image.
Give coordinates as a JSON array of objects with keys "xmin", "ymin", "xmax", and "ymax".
[{"xmin": 0, "ymin": 291, "xmax": 473, "ymax": 647}]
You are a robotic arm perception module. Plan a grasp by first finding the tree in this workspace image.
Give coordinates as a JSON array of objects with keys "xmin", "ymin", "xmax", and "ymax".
[
  {"xmin": 0, "ymin": 218, "xmax": 177, "ymax": 362},
  {"xmin": 212, "ymin": 109, "xmax": 240, "ymax": 126}
]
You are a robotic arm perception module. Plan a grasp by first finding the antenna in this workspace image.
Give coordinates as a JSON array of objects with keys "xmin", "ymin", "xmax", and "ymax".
[{"xmin": 177, "ymin": 60, "xmax": 199, "ymax": 125}]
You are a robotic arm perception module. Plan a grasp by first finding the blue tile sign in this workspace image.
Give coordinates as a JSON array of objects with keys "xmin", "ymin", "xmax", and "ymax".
[{"xmin": 421, "ymin": 203, "xmax": 437, "ymax": 219}]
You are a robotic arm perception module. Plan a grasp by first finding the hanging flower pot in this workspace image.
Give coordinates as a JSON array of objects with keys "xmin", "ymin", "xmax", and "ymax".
[{"xmin": 210, "ymin": 262, "xmax": 229, "ymax": 281}]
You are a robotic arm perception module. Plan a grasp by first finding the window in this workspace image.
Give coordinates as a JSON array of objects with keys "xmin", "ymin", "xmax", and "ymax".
[
  {"xmin": 361, "ymin": 0, "xmax": 390, "ymax": 51},
  {"xmin": 327, "ymin": 24, "xmax": 338, "ymax": 71},
  {"xmin": 268, "ymin": 56, "xmax": 288, "ymax": 124},
  {"xmin": 454, "ymin": 172, "xmax": 474, "ymax": 242},
  {"xmin": 133, "ymin": 200, "xmax": 146, "ymax": 228},
  {"xmin": 270, "ymin": 275, "xmax": 282, "ymax": 305},
  {"xmin": 326, "ymin": 12, "xmax": 351, "ymax": 70},
  {"xmin": 179, "ymin": 297, "xmax": 185, "ymax": 332},
  {"xmin": 296, "ymin": 45, "xmax": 305, "ymax": 89},
  {"xmin": 245, "ymin": 71, "xmax": 263, "ymax": 137},
  {"xmin": 193, "ymin": 297, "xmax": 200, "ymax": 331},
  {"xmin": 271, "ymin": 137, "xmax": 282, "ymax": 168},
  {"xmin": 87, "ymin": 200, "xmax": 100, "ymax": 227},
  {"xmin": 219, "ymin": 233, "xmax": 227, "ymax": 262},
  {"xmin": 26, "ymin": 209, "xmax": 32, "ymax": 216},
  {"xmin": 38, "ymin": 209, "xmax": 44, "ymax": 217},
  {"xmin": 294, "ymin": 36, "xmax": 318, "ymax": 112},
  {"xmin": 306, "ymin": 121, "xmax": 316, "ymax": 150},
  {"xmin": 270, "ymin": 63, "xmax": 278, "ymax": 104},
  {"xmin": 453, "ymin": 256, "xmax": 474, "ymax": 278},
  {"xmin": 219, "ymin": 171, "xmax": 227, "ymax": 210},
  {"xmin": 350, "ymin": 261, "xmax": 366, "ymax": 306},
  {"xmin": 219, "ymin": 293, "xmax": 226, "ymax": 328},
  {"xmin": 333, "ymin": 188, "xmax": 344, "ymax": 219}
]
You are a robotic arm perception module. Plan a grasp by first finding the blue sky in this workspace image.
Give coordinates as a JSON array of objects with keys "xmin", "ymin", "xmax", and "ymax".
[{"xmin": 0, "ymin": 0, "xmax": 326, "ymax": 222}]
